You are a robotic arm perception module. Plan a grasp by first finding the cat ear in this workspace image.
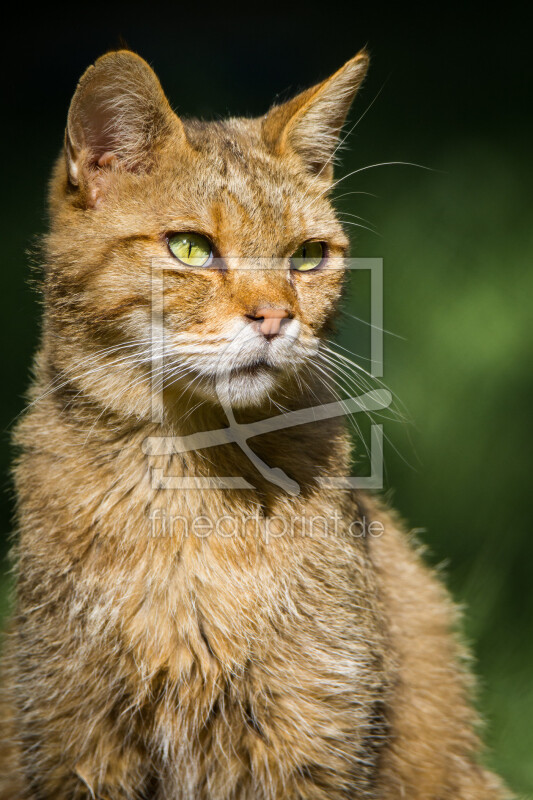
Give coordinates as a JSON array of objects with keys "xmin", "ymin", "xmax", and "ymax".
[
  {"xmin": 262, "ymin": 51, "xmax": 369, "ymax": 183},
  {"xmin": 65, "ymin": 50, "xmax": 184, "ymax": 207}
]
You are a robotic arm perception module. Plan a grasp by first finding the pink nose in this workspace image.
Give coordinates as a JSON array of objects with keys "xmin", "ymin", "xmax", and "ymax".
[{"xmin": 247, "ymin": 307, "xmax": 291, "ymax": 339}]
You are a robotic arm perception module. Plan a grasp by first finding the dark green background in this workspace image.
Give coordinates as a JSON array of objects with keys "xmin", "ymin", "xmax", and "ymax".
[{"xmin": 2, "ymin": 7, "xmax": 532, "ymax": 794}]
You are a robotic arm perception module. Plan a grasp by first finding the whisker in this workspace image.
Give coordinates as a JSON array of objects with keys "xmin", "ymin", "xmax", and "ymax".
[
  {"xmin": 18, "ymin": 341, "xmax": 156, "ymax": 417},
  {"xmin": 338, "ymin": 311, "xmax": 406, "ymax": 340},
  {"xmin": 338, "ymin": 219, "xmax": 382, "ymax": 237},
  {"xmin": 316, "ymin": 351, "xmax": 415, "ymax": 470},
  {"xmin": 337, "ymin": 210, "xmax": 377, "ymax": 227},
  {"xmin": 334, "ymin": 190, "xmax": 378, "ymax": 201},
  {"xmin": 323, "ymin": 160, "xmax": 436, "ymax": 199},
  {"xmin": 320, "ymin": 342, "xmax": 411, "ymax": 423},
  {"xmin": 306, "ymin": 361, "xmax": 373, "ymax": 463}
]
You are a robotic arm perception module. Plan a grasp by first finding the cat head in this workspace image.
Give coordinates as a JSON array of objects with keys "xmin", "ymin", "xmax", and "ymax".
[{"xmin": 46, "ymin": 50, "xmax": 368, "ymax": 418}]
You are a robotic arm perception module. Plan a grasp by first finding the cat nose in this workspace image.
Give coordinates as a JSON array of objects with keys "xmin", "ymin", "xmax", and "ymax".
[{"xmin": 245, "ymin": 306, "xmax": 292, "ymax": 340}]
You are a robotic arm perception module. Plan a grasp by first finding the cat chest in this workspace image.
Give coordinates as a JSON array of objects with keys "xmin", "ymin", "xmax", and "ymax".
[{"xmin": 114, "ymin": 528, "xmax": 277, "ymax": 687}]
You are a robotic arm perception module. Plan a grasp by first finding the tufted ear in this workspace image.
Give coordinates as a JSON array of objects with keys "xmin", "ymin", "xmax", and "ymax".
[
  {"xmin": 65, "ymin": 50, "xmax": 185, "ymax": 207},
  {"xmin": 262, "ymin": 51, "xmax": 369, "ymax": 184}
]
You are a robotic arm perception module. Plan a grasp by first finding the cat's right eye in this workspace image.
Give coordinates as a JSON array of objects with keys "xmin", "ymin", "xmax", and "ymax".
[{"xmin": 167, "ymin": 233, "xmax": 213, "ymax": 267}]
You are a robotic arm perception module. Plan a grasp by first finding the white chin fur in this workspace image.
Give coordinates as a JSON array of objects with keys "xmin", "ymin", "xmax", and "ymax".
[{"xmin": 225, "ymin": 368, "xmax": 282, "ymax": 409}]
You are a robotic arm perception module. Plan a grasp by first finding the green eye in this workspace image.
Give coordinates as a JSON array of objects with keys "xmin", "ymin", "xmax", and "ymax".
[
  {"xmin": 290, "ymin": 241, "xmax": 324, "ymax": 272},
  {"xmin": 168, "ymin": 233, "xmax": 213, "ymax": 267}
]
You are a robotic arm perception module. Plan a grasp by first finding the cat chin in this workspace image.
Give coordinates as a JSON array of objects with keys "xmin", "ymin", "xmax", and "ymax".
[
  {"xmin": 191, "ymin": 366, "xmax": 284, "ymax": 410},
  {"xmin": 226, "ymin": 369, "xmax": 282, "ymax": 409}
]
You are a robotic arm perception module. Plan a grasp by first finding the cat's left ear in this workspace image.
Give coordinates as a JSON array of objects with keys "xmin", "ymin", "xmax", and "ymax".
[{"xmin": 262, "ymin": 51, "xmax": 369, "ymax": 184}]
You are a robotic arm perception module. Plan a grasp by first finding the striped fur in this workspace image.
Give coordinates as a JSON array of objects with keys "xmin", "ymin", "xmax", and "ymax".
[{"xmin": 0, "ymin": 50, "xmax": 509, "ymax": 799}]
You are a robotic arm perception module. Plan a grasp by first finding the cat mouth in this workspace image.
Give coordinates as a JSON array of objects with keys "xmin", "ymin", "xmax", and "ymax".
[
  {"xmin": 183, "ymin": 358, "xmax": 281, "ymax": 388},
  {"xmin": 229, "ymin": 360, "xmax": 279, "ymax": 378}
]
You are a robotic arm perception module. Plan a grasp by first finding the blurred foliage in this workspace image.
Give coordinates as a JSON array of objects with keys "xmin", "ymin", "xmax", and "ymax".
[
  {"xmin": 1, "ymin": 10, "xmax": 531, "ymax": 796},
  {"xmin": 337, "ymin": 139, "xmax": 533, "ymax": 793}
]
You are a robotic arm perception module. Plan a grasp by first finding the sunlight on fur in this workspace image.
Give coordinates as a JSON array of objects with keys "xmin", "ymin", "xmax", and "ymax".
[{"xmin": 0, "ymin": 50, "xmax": 510, "ymax": 799}]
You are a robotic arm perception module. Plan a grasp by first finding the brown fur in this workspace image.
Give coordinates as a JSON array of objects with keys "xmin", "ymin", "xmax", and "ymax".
[{"xmin": 0, "ymin": 50, "xmax": 510, "ymax": 798}]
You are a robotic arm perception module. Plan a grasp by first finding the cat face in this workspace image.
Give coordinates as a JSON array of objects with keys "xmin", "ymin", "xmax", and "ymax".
[{"xmin": 46, "ymin": 51, "xmax": 368, "ymax": 415}]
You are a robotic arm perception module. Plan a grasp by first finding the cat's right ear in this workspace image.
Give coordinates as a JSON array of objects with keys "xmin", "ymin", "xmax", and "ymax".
[{"xmin": 65, "ymin": 51, "xmax": 185, "ymax": 207}]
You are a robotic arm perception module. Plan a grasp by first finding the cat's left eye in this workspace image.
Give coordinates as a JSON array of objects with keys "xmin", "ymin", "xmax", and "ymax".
[
  {"xmin": 290, "ymin": 241, "xmax": 324, "ymax": 272},
  {"xmin": 168, "ymin": 233, "xmax": 213, "ymax": 267}
]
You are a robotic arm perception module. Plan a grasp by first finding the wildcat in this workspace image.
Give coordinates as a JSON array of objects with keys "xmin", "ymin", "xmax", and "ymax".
[{"xmin": 0, "ymin": 49, "xmax": 509, "ymax": 799}]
